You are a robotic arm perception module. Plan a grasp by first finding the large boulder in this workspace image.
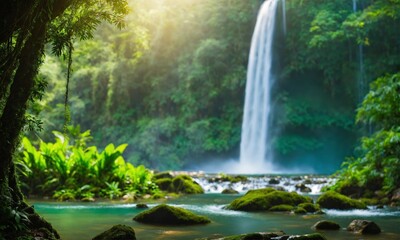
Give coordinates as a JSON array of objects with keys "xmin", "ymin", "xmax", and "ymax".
[
  {"xmin": 316, "ymin": 191, "xmax": 367, "ymax": 210},
  {"xmin": 297, "ymin": 203, "xmax": 320, "ymax": 213},
  {"xmin": 312, "ymin": 220, "xmax": 340, "ymax": 230},
  {"xmin": 133, "ymin": 204, "xmax": 211, "ymax": 225},
  {"xmin": 347, "ymin": 220, "xmax": 381, "ymax": 234},
  {"xmin": 172, "ymin": 175, "xmax": 204, "ymax": 194},
  {"xmin": 92, "ymin": 224, "xmax": 136, "ymax": 240},
  {"xmin": 226, "ymin": 188, "xmax": 312, "ymax": 211}
]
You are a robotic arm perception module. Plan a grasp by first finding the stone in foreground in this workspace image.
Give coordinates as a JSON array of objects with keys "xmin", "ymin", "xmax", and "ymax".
[
  {"xmin": 92, "ymin": 224, "xmax": 136, "ymax": 240},
  {"xmin": 133, "ymin": 204, "xmax": 211, "ymax": 225},
  {"xmin": 347, "ymin": 220, "xmax": 381, "ymax": 234},
  {"xmin": 312, "ymin": 220, "xmax": 340, "ymax": 230}
]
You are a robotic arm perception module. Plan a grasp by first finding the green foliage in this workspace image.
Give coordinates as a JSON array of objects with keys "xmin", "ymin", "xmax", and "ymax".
[
  {"xmin": 17, "ymin": 128, "xmax": 158, "ymax": 200},
  {"xmin": 333, "ymin": 73, "xmax": 400, "ymax": 195},
  {"xmin": 33, "ymin": 0, "xmax": 257, "ymax": 170},
  {"xmin": 356, "ymin": 73, "xmax": 400, "ymax": 129}
]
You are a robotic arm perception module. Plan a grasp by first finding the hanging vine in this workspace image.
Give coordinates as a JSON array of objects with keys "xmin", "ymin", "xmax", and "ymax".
[{"xmin": 64, "ymin": 40, "xmax": 73, "ymax": 134}]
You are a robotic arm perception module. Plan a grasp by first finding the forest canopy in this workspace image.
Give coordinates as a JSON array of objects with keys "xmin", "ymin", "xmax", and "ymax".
[{"xmin": 28, "ymin": 0, "xmax": 400, "ymax": 173}]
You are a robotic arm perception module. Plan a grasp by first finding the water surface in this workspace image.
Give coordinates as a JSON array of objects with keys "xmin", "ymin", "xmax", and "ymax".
[{"xmin": 31, "ymin": 194, "xmax": 400, "ymax": 240}]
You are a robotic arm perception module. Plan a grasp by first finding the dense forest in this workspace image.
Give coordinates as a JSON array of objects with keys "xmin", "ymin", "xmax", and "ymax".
[
  {"xmin": 1, "ymin": 0, "xmax": 400, "ymax": 239},
  {"xmin": 30, "ymin": 0, "xmax": 399, "ymax": 173}
]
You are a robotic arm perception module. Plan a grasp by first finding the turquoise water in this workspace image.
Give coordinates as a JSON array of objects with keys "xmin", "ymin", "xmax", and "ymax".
[{"xmin": 31, "ymin": 194, "xmax": 400, "ymax": 240}]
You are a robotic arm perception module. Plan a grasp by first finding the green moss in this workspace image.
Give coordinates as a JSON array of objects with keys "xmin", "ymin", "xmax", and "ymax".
[
  {"xmin": 316, "ymin": 191, "xmax": 367, "ymax": 210},
  {"xmin": 152, "ymin": 171, "xmax": 174, "ymax": 180},
  {"xmin": 133, "ymin": 204, "xmax": 210, "ymax": 225},
  {"xmin": 92, "ymin": 224, "xmax": 136, "ymax": 240},
  {"xmin": 221, "ymin": 188, "xmax": 239, "ymax": 194},
  {"xmin": 294, "ymin": 207, "xmax": 307, "ymax": 214},
  {"xmin": 171, "ymin": 175, "xmax": 204, "ymax": 194},
  {"xmin": 154, "ymin": 178, "xmax": 172, "ymax": 191},
  {"xmin": 151, "ymin": 192, "xmax": 166, "ymax": 199},
  {"xmin": 298, "ymin": 203, "xmax": 320, "ymax": 213},
  {"xmin": 269, "ymin": 204, "xmax": 294, "ymax": 212},
  {"xmin": 360, "ymin": 198, "xmax": 379, "ymax": 206},
  {"xmin": 226, "ymin": 188, "xmax": 312, "ymax": 211}
]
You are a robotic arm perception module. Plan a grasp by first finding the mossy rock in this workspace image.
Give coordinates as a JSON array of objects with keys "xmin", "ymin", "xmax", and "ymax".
[
  {"xmin": 298, "ymin": 203, "xmax": 320, "ymax": 213},
  {"xmin": 153, "ymin": 171, "xmax": 174, "ymax": 180},
  {"xmin": 312, "ymin": 220, "xmax": 340, "ymax": 230},
  {"xmin": 347, "ymin": 220, "xmax": 381, "ymax": 234},
  {"xmin": 133, "ymin": 204, "xmax": 210, "ymax": 225},
  {"xmin": 92, "ymin": 224, "xmax": 136, "ymax": 240},
  {"xmin": 211, "ymin": 174, "xmax": 248, "ymax": 183},
  {"xmin": 229, "ymin": 175, "xmax": 248, "ymax": 183},
  {"xmin": 316, "ymin": 191, "xmax": 367, "ymax": 210},
  {"xmin": 172, "ymin": 175, "xmax": 204, "ymax": 194},
  {"xmin": 222, "ymin": 188, "xmax": 239, "ymax": 194},
  {"xmin": 136, "ymin": 203, "xmax": 148, "ymax": 209},
  {"xmin": 294, "ymin": 207, "xmax": 307, "ymax": 214},
  {"xmin": 226, "ymin": 188, "xmax": 312, "ymax": 211},
  {"xmin": 154, "ymin": 178, "xmax": 173, "ymax": 191},
  {"xmin": 269, "ymin": 204, "xmax": 294, "ymax": 212}
]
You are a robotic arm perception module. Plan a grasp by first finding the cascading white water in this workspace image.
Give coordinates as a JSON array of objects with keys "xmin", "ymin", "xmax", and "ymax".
[
  {"xmin": 239, "ymin": 0, "xmax": 279, "ymax": 173},
  {"xmin": 353, "ymin": 0, "xmax": 366, "ymax": 102}
]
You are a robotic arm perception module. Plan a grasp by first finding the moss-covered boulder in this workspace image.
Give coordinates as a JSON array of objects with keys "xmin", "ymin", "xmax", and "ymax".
[
  {"xmin": 316, "ymin": 191, "xmax": 367, "ymax": 210},
  {"xmin": 226, "ymin": 188, "xmax": 312, "ymax": 211},
  {"xmin": 294, "ymin": 207, "xmax": 307, "ymax": 214},
  {"xmin": 210, "ymin": 174, "xmax": 248, "ymax": 183},
  {"xmin": 153, "ymin": 171, "xmax": 174, "ymax": 180},
  {"xmin": 154, "ymin": 178, "xmax": 173, "ymax": 191},
  {"xmin": 172, "ymin": 175, "xmax": 204, "ymax": 194},
  {"xmin": 154, "ymin": 175, "xmax": 204, "ymax": 194},
  {"xmin": 136, "ymin": 203, "xmax": 148, "ymax": 209},
  {"xmin": 222, "ymin": 188, "xmax": 239, "ymax": 194},
  {"xmin": 312, "ymin": 220, "xmax": 340, "ymax": 230},
  {"xmin": 92, "ymin": 224, "xmax": 136, "ymax": 240},
  {"xmin": 347, "ymin": 220, "xmax": 381, "ymax": 234},
  {"xmin": 269, "ymin": 204, "xmax": 294, "ymax": 212},
  {"xmin": 133, "ymin": 204, "xmax": 210, "ymax": 225},
  {"xmin": 298, "ymin": 203, "xmax": 320, "ymax": 213}
]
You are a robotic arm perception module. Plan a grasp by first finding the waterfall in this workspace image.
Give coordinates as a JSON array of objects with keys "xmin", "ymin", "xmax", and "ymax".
[
  {"xmin": 353, "ymin": 0, "xmax": 366, "ymax": 102},
  {"xmin": 239, "ymin": 0, "xmax": 279, "ymax": 173},
  {"xmin": 282, "ymin": 0, "xmax": 287, "ymax": 35}
]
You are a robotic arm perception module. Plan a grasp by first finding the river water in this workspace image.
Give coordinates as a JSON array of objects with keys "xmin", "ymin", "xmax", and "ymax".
[{"xmin": 30, "ymin": 175, "xmax": 400, "ymax": 240}]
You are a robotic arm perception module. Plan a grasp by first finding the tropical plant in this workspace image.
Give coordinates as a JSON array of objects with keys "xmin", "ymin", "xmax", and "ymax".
[{"xmin": 17, "ymin": 127, "xmax": 158, "ymax": 200}]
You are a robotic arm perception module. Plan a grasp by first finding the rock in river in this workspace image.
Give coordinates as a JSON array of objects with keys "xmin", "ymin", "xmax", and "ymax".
[
  {"xmin": 133, "ymin": 204, "xmax": 211, "ymax": 225},
  {"xmin": 92, "ymin": 224, "xmax": 136, "ymax": 240},
  {"xmin": 347, "ymin": 220, "xmax": 381, "ymax": 234}
]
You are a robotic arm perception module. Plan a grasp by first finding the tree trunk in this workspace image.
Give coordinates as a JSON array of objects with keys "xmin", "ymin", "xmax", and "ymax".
[{"xmin": 0, "ymin": 4, "xmax": 60, "ymax": 239}]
